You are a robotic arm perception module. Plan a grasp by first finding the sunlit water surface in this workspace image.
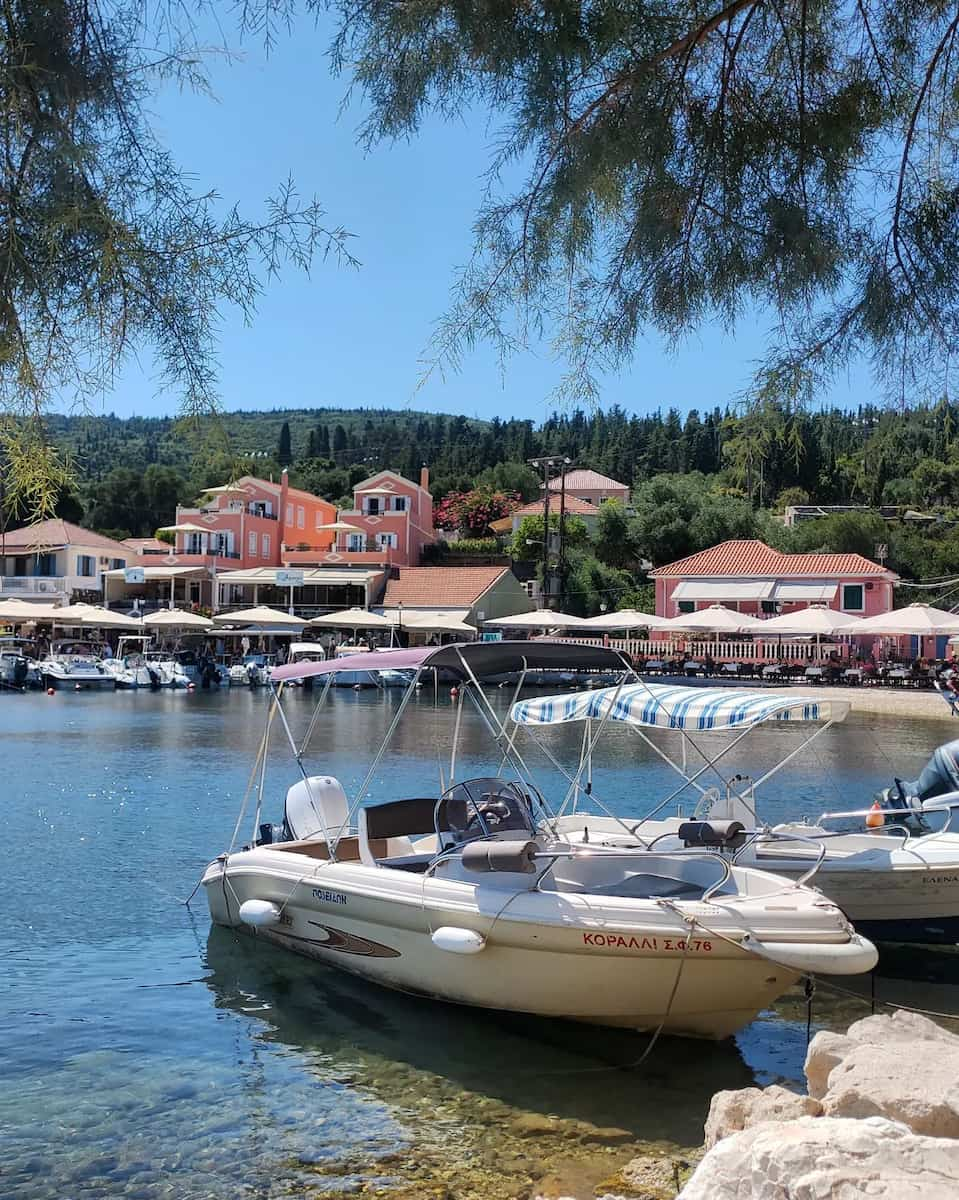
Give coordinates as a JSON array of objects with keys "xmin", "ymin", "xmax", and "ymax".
[{"xmin": 3, "ymin": 686, "xmax": 959, "ymax": 1199}]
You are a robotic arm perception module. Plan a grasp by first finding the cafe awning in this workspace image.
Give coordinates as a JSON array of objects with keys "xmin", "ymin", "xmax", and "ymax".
[
  {"xmin": 215, "ymin": 567, "xmax": 383, "ymax": 587},
  {"xmin": 672, "ymin": 580, "xmax": 775, "ymax": 602},
  {"xmin": 772, "ymin": 582, "xmax": 838, "ymax": 603}
]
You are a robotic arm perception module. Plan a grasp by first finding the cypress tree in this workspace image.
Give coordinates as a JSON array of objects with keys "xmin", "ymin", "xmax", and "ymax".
[{"xmin": 278, "ymin": 421, "xmax": 293, "ymax": 467}]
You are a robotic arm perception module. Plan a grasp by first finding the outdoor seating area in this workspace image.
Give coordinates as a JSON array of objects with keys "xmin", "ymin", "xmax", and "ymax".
[{"xmin": 632, "ymin": 653, "xmax": 945, "ymax": 688}]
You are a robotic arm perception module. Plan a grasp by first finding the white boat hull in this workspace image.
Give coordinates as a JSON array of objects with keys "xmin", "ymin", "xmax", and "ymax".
[
  {"xmin": 41, "ymin": 664, "xmax": 115, "ymax": 690},
  {"xmin": 203, "ymin": 848, "xmax": 872, "ymax": 1039},
  {"xmin": 556, "ymin": 816, "xmax": 959, "ymax": 945}
]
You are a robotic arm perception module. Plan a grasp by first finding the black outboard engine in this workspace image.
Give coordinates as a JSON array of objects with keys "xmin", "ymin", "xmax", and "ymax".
[
  {"xmin": 11, "ymin": 656, "xmax": 27, "ymax": 688},
  {"xmin": 876, "ymin": 738, "xmax": 959, "ymax": 831}
]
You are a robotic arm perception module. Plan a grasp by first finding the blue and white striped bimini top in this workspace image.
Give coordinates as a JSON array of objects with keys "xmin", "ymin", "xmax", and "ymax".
[{"xmin": 510, "ymin": 683, "xmax": 848, "ymax": 732}]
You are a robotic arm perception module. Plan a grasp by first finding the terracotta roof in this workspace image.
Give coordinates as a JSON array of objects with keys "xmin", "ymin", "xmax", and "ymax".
[
  {"xmin": 548, "ymin": 469, "xmax": 629, "ymax": 492},
  {"xmin": 383, "ymin": 566, "xmax": 511, "ymax": 607},
  {"xmin": 1, "ymin": 519, "xmax": 131, "ymax": 554},
  {"xmin": 650, "ymin": 539, "xmax": 895, "ymax": 579},
  {"xmin": 512, "ymin": 495, "xmax": 598, "ymax": 517}
]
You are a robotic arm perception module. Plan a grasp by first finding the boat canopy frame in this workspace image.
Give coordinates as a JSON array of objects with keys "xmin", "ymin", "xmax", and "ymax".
[
  {"xmin": 246, "ymin": 641, "xmax": 632, "ymax": 859},
  {"xmin": 507, "ymin": 681, "xmax": 851, "ymax": 835}
]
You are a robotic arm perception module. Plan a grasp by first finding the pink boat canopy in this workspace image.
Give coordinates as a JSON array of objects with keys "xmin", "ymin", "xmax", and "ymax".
[{"xmin": 271, "ymin": 640, "xmax": 629, "ymax": 683}]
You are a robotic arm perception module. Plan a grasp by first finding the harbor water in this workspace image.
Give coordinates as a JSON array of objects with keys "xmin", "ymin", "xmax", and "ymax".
[{"xmin": 4, "ymin": 686, "xmax": 959, "ymax": 1199}]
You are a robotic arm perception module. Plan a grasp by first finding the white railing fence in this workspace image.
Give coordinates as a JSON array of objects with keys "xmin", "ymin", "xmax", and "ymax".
[{"xmin": 565, "ymin": 636, "xmax": 842, "ymax": 663}]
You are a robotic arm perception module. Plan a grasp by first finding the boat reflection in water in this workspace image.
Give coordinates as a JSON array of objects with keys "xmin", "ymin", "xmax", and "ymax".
[{"xmin": 203, "ymin": 925, "xmax": 759, "ymax": 1198}]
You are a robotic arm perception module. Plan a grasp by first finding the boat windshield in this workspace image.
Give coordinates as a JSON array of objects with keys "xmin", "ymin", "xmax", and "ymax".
[{"xmin": 440, "ymin": 778, "xmax": 536, "ymax": 842}]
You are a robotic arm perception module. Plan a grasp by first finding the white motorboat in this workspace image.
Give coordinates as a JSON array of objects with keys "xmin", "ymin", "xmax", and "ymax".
[
  {"xmin": 40, "ymin": 640, "xmax": 115, "ymax": 690},
  {"xmin": 103, "ymin": 637, "xmax": 191, "ymax": 689},
  {"xmin": 0, "ymin": 637, "xmax": 39, "ymax": 689},
  {"xmin": 508, "ymin": 682, "xmax": 959, "ymax": 946},
  {"xmin": 228, "ymin": 652, "xmax": 276, "ymax": 687},
  {"xmin": 201, "ymin": 643, "xmax": 876, "ymax": 1041}
]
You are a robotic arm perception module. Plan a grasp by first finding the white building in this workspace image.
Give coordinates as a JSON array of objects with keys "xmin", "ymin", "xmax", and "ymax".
[{"xmin": 0, "ymin": 519, "xmax": 130, "ymax": 604}]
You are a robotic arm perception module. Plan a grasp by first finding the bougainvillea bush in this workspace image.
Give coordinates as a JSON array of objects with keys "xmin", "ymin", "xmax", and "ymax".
[{"xmin": 434, "ymin": 487, "xmax": 521, "ymax": 536}]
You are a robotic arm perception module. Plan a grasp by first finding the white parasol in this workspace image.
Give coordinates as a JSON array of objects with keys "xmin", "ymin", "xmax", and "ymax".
[
  {"xmin": 486, "ymin": 610, "xmax": 592, "ymax": 630},
  {"xmin": 141, "ymin": 609, "xmax": 214, "ymax": 630},
  {"xmin": 212, "ymin": 606, "xmax": 308, "ymax": 629},
  {"xmin": 659, "ymin": 604, "xmax": 765, "ymax": 634},
  {"xmin": 310, "ymin": 608, "xmax": 394, "ymax": 630}
]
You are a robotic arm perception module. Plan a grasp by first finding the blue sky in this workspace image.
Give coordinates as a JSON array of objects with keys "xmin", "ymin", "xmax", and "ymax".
[{"xmin": 92, "ymin": 15, "xmax": 870, "ymax": 423}]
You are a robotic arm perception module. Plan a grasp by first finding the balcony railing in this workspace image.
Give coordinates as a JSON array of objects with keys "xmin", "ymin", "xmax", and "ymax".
[
  {"xmin": 192, "ymin": 505, "xmax": 278, "ymax": 520},
  {"xmin": 0, "ymin": 576, "xmax": 67, "ymax": 596}
]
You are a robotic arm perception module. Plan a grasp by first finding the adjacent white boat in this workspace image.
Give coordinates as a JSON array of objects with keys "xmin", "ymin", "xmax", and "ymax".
[
  {"xmin": 202, "ymin": 643, "xmax": 877, "ymax": 1041},
  {"xmin": 39, "ymin": 640, "xmax": 115, "ymax": 690},
  {"xmin": 103, "ymin": 636, "xmax": 191, "ymax": 689},
  {"xmin": 228, "ymin": 653, "xmax": 276, "ymax": 687},
  {"xmin": 508, "ymin": 682, "xmax": 959, "ymax": 946},
  {"xmin": 0, "ymin": 637, "xmax": 39, "ymax": 688}
]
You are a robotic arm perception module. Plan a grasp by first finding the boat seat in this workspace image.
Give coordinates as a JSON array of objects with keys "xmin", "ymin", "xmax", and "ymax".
[
  {"xmin": 599, "ymin": 873, "xmax": 706, "ymax": 900},
  {"xmin": 284, "ymin": 776, "xmax": 350, "ymax": 842},
  {"xmin": 358, "ymin": 798, "xmax": 448, "ymax": 867}
]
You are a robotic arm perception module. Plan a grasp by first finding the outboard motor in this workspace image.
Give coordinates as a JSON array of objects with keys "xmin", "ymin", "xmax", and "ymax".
[
  {"xmin": 876, "ymin": 738, "xmax": 959, "ymax": 831},
  {"xmin": 11, "ymin": 656, "xmax": 27, "ymax": 688}
]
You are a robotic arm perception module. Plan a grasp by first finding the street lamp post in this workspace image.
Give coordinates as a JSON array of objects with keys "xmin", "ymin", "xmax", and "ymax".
[{"xmin": 528, "ymin": 454, "xmax": 572, "ymax": 609}]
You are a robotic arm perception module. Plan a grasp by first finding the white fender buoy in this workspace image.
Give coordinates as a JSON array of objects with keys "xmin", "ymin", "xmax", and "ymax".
[
  {"xmin": 239, "ymin": 899, "xmax": 282, "ymax": 928},
  {"xmin": 741, "ymin": 933, "xmax": 878, "ymax": 975},
  {"xmin": 431, "ymin": 926, "xmax": 486, "ymax": 955}
]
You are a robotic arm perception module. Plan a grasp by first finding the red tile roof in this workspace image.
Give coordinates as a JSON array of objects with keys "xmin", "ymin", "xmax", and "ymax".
[
  {"xmin": 2, "ymin": 519, "xmax": 131, "ymax": 554},
  {"xmin": 512, "ymin": 496, "xmax": 598, "ymax": 517},
  {"xmin": 122, "ymin": 537, "xmax": 170, "ymax": 553},
  {"xmin": 650, "ymin": 539, "xmax": 895, "ymax": 579},
  {"xmin": 548, "ymin": 469, "xmax": 629, "ymax": 492},
  {"xmin": 383, "ymin": 566, "xmax": 511, "ymax": 607}
]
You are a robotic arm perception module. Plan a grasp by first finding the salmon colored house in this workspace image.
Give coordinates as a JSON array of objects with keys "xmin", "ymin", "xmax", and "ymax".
[
  {"xmin": 164, "ymin": 473, "xmax": 337, "ymax": 569},
  {"xmin": 651, "ymin": 540, "xmax": 898, "ymax": 619},
  {"xmin": 283, "ymin": 468, "xmax": 434, "ymax": 571}
]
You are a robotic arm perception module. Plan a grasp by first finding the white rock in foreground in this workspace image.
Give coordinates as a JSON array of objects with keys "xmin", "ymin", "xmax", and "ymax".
[
  {"xmin": 805, "ymin": 1010, "xmax": 959, "ymax": 1137},
  {"xmin": 704, "ymin": 1085, "xmax": 822, "ymax": 1149},
  {"xmin": 679, "ymin": 1115, "xmax": 959, "ymax": 1200}
]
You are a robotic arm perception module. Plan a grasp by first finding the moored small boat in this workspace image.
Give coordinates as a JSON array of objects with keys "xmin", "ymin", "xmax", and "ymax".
[{"xmin": 202, "ymin": 643, "xmax": 877, "ymax": 1040}]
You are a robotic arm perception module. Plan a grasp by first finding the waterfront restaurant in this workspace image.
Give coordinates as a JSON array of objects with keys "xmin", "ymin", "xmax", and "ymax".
[{"xmin": 651, "ymin": 540, "xmax": 898, "ymax": 620}]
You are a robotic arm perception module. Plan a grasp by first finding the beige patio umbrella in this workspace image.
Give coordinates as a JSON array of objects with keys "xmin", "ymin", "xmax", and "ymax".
[
  {"xmin": 142, "ymin": 609, "xmax": 214, "ymax": 630},
  {"xmin": 316, "ymin": 521, "xmax": 365, "ymax": 533},
  {"xmin": 212, "ymin": 606, "xmax": 308, "ymax": 629},
  {"xmin": 394, "ymin": 611, "xmax": 478, "ymax": 635},
  {"xmin": 758, "ymin": 606, "xmax": 864, "ymax": 635},
  {"xmin": 486, "ymin": 610, "xmax": 592, "ymax": 630},
  {"xmin": 660, "ymin": 604, "xmax": 765, "ymax": 634},
  {"xmin": 52, "ymin": 604, "xmax": 143, "ymax": 629},
  {"xmin": 0, "ymin": 599, "xmax": 61, "ymax": 624},
  {"xmin": 580, "ymin": 609, "xmax": 673, "ymax": 631},
  {"xmin": 155, "ymin": 523, "xmax": 213, "ymax": 535},
  {"xmin": 199, "ymin": 484, "xmax": 247, "ymax": 495},
  {"xmin": 310, "ymin": 607, "xmax": 394, "ymax": 630},
  {"xmin": 852, "ymin": 603, "xmax": 959, "ymax": 635}
]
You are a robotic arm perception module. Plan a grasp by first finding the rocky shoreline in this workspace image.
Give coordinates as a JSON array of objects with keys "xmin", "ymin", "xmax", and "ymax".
[{"xmin": 547, "ymin": 1010, "xmax": 959, "ymax": 1200}]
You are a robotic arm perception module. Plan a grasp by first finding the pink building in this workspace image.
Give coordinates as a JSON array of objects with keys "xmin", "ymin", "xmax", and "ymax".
[
  {"xmin": 652, "ymin": 540, "xmax": 898, "ymax": 619},
  {"xmin": 162, "ymin": 472, "xmax": 337, "ymax": 570},
  {"xmin": 284, "ymin": 468, "xmax": 434, "ymax": 571},
  {"xmin": 548, "ymin": 468, "xmax": 629, "ymax": 506}
]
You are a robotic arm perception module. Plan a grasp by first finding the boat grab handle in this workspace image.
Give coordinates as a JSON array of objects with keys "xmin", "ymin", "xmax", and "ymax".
[{"xmin": 733, "ymin": 830, "xmax": 827, "ymax": 887}]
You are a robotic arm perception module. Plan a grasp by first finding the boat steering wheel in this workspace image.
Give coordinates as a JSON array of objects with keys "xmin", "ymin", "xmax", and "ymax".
[{"xmin": 465, "ymin": 798, "xmax": 512, "ymax": 835}]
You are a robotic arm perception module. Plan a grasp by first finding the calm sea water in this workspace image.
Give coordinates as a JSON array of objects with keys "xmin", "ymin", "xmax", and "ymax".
[{"xmin": 3, "ymin": 686, "xmax": 959, "ymax": 1200}]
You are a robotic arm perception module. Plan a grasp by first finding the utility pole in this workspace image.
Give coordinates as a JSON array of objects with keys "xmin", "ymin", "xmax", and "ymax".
[{"xmin": 528, "ymin": 454, "xmax": 572, "ymax": 609}]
